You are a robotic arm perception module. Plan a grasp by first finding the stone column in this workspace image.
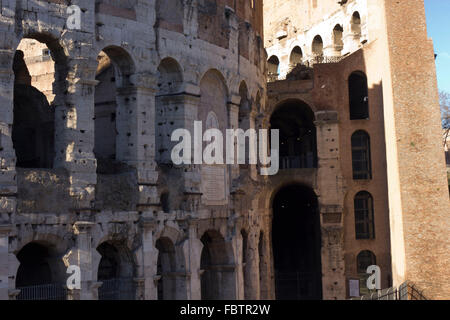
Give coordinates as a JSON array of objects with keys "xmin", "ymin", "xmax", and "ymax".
[
  {"xmin": 55, "ymin": 57, "xmax": 98, "ymax": 209},
  {"xmin": 184, "ymin": 219, "xmax": 202, "ymax": 300},
  {"xmin": 0, "ymin": 49, "xmax": 18, "ymax": 225},
  {"xmin": 315, "ymin": 111, "xmax": 346, "ymax": 300},
  {"xmin": 140, "ymin": 218, "xmax": 159, "ymax": 300},
  {"xmin": 244, "ymin": 231, "xmax": 261, "ymax": 300},
  {"xmin": 64, "ymin": 221, "xmax": 98, "ymax": 300},
  {"xmin": 122, "ymin": 73, "xmax": 159, "ymax": 210}
]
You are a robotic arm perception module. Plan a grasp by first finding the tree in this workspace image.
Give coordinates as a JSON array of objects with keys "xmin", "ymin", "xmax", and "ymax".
[{"xmin": 440, "ymin": 91, "xmax": 450, "ymax": 148}]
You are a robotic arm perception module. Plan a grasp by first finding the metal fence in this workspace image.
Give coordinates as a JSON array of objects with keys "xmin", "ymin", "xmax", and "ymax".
[
  {"xmin": 16, "ymin": 283, "xmax": 68, "ymax": 300},
  {"xmin": 98, "ymin": 278, "xmax": 136, "ymax": 300},
  {"xmin": 275, "ymin": 271, "xmax": 321, "ymax": 300},
  {"xmin": 351, "ymin": 282, "xmax": 427, "ymax": 300}
]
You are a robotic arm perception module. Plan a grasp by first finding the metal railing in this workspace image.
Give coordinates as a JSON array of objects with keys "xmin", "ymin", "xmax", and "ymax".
[
  {"xmin": 275, "ymin": 271, "xmax": 321, "ymax": 300},
  {"xmin": 351, "ymin": 281, "xmax": 427, "ymax": 300},
  {"xmin": 98, "ymin": 278, "xmax": 136, "ymax": 300},
  {"xmin": 16, "ymin": 283, "xmax": 68, "ymax": 300},
  {"xmin": 280, "ymin": 154, "xmax": 316, "ymax": 169}
]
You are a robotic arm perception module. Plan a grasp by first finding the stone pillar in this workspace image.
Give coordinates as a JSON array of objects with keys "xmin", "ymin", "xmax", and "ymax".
[
  {"xmin": 244, "ymin": 231, "xmax": 260, "ymax": 300},
  {"xmin": 184, "ymin": 219, "xmax": 202, "ymax": 300},
  {"xmin": 315, "ymin": 111, "xmax": 346, "ymax": 300},
  {"xmin": 125, "ymin": 73, "xmax": 159, "ymax": 210},
  {"xmin": 0, "ymin": 49, "xmax": 18, "ymax": 225},
  {"xmin": 0, "ymin": 225, "xmax": 11, "ymax": 300},
  {"xmin": 55, "ymin": 57, "xmax": 98, "ymax": 209},
  {"xmin": 64, "ymin": 221, "xmax": 98, "ymax": 300},
  {"xmin": 140, "ymin": 218, "xmax": 158, "ymax": 300}
]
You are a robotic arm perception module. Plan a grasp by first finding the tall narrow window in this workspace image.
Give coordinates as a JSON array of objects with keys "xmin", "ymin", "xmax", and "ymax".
[
  {"xmin": 354, "ymin": 191, "xmax": 375, "ymax": 239},
  {"xmin": 268, "ymin": 55, "xmax": 280, "ymax": 81},
  {"xmin": 351, "ymin": 131, "xmax": 372, "ymax": 180},
  {"xmin": 349, "ymin": 71, "xmax": 369, "ymax": 119}
]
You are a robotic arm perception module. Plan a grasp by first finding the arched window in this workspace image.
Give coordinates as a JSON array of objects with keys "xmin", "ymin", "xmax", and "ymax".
[
  {"xmin": 354, "ymin": 191, "xmax": 375, "ymax": 239},
  {"xmin": 333, "ymin": 25, "xmax": 344, "ymax": 54},
  {"xmin": 351, "ymin": 131, "xmax": 372, "ymax": 180},
  {"xmin": 357, "ymin": 250, "xmax": 376, "ymax": 296},
  {"xmin": 351, "ymin": 12, "xmax": 362, "ymax": 36},
  {"xmin": 268, "ymin": 55, "xmax": 280, "ymax": 81},
  {"xmin": 312, "ymin": 35, "xmax": 323, "ymax": 58},
  {"xmin": 289, "ymin": 46, "xmax": 303, "ymax": 68},
  {"xmin": 349, "ymin": 71, "xmax": 369, "ymax": 119}
]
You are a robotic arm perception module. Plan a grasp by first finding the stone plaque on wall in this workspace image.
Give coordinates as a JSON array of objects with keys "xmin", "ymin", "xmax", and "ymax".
[{"xmin": 201, "ymin": 165, "xmax": 227, "ymax": 205}]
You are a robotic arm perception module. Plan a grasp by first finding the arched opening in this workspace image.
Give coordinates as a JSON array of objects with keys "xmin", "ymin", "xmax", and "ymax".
[
  {"xmin": 351, "ymin": 12, "xmax": 362, "ymax": 37},
  {"xmin": 333, "ymin": 25, "xmax": 344, "ymax": 54},
  {"xmin": 357, "ymin": 250, "xmax": 376, "ymax": 296},
  {"xmin": 354, "ymin": 191, "xmax": 375, "ymax": 240},
  {"xmin": 349, "ymin": 71, "xmax": 369, "ymax": 120},
  {"xmin": 200, "ymin": 230, "xmax": 236, "ymax": 300},
  {"xmin": 156, "ymin": 57, "xmax": 183, "ymax": 164},
  {"xmin": 267, "ymin": 55, "xmax": 280, "ymax": 81},
  {"xmin": 97, "ymin": 241, "xmax": 136, "ymax": 300},
  {"xmin": 12, "ymin": 36, "xmax": 65, "ymax": 169},
  {"xmin": 351, "ymin": 131, "xmax": 372, "ymax": 180},
  {"xmin": 94, "ymin": 47, "xmax": 135, "ymax": 174},
  {"xmin": 16, "ymin": 242, "xmax": 67, "ymax": 300},
  {"xmin": 289, "ymin": 46, "xmax": 303, "ymax": 68},
  {"xmin": 270, "ymin": 100, "xmax": 317, "ymax": 169},
  {"xmin": 156, "ymin": 237, "xmax": 178, "ymax": 300},
  {"xmin": 312, "ymin": 36, "xmax": 324, "ymax": 61},
  {"xmin": 272, "ymin": 184, "xmax": 322, "ymax": 300}
]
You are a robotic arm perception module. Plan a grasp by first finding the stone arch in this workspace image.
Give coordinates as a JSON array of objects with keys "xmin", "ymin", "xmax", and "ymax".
[
  {"xmin": 267, "ymin": 55, "xmax": 280, "ymax": 80},
  {"xmin": 157, "ymin": 57, "xmax": 183, "ymax": 95},
  {"xmin": 312, "ymin": 35, "xmax": 324, "ymax": 58},
  {"xmin": 96, "ymin": 239, "xmax": 137, "ymax": 300},
  {"xmin": 200, "ymin": 229, "xmax": 236, "ymax": 300},
  {"xmin": 289, "ymin": 46, "xmax": 303, "ymax": 67},
  {"xmin": 333, "ymin": 24, "xmax": 344, "ymax": 54},
  {"xmin": 155, "ymin": 234, "xmax": 187, "ymax": 300},
  {"xmin": 15, "ymin": 238, "xmax": 68, "ymax": 300},
  {"xmin": 351, "ymin": 11, "xmax": 362, "ymax": 36},
  {"xmin": 155, "ymin": 57, "xmax": 184, "ymax": 163},
  {"xmin": 12, "ymin": 34, "xmax": 68, "ymax": 169},
  {"xmin": 94, "ymin": 45, "xmax": 136, "ymax": 173},
  {"xmin": 271, "ymin": 183, "xmax": 323, "ymax": 300},
  {"xmin": 270, "ymin": 99, "xmax": 317, "ymax": 169}
]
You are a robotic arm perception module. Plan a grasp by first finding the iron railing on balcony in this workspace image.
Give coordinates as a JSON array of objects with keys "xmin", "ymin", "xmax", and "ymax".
[
  {"xmin": 351, "ymin": 281, "xmax": 427, "ymax": 300},
  {"xmin": 275, "ymin": 271, "xmax": 321, "ymax": 300},
  {"xmin": 280, "ymin": 154, "xmax": 316, "ymax": 169},
  {"xmin": 98, "ymin": 278, "xmax": 136, "ymax": 300},
  {"xmin": 16, "ymin": 283, "xmax": 68, "ymax": 300},
  {"xmin": 307, "ymin": 55, "xmax": 345, "ymax": 66}
]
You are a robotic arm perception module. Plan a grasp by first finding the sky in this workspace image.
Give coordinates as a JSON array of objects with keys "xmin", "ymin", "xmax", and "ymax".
[{"xmin": 424, "ymin": 0, "xmax": 450, "ymax": 93}]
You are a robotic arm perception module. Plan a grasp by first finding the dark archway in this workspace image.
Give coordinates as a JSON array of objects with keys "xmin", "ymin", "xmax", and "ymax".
[
  {"xmin": 12, "ymin": 35, "xmax": 65, "ymax": 169},
  {"xmin": 97, "ymin": 241, "xmax": 136, "ymax": 300},
  {"xmin": 349, "ymin": 71, "xmax": 369, "ymax": 120},
  {"xmin": 272, "ymin": 184, "xmax": 322, "ymax": 300},
  {"xmin": 94, "ymin": 47, "xmax": 135, "ymax": 174},
  {"xmin": 270, "ymin": 100, "xmax": 317, "ymax": 169},
  {"xmin": 16, "ymin": 242, "xmax": 66, "ymax": 300},
  {"xmin": 156, "ymin": 237, "xmax": 178, "ymax": 300},
  {"xmin": 200, "ymin": 230, "xmax": 236, "ymax": 300}
]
